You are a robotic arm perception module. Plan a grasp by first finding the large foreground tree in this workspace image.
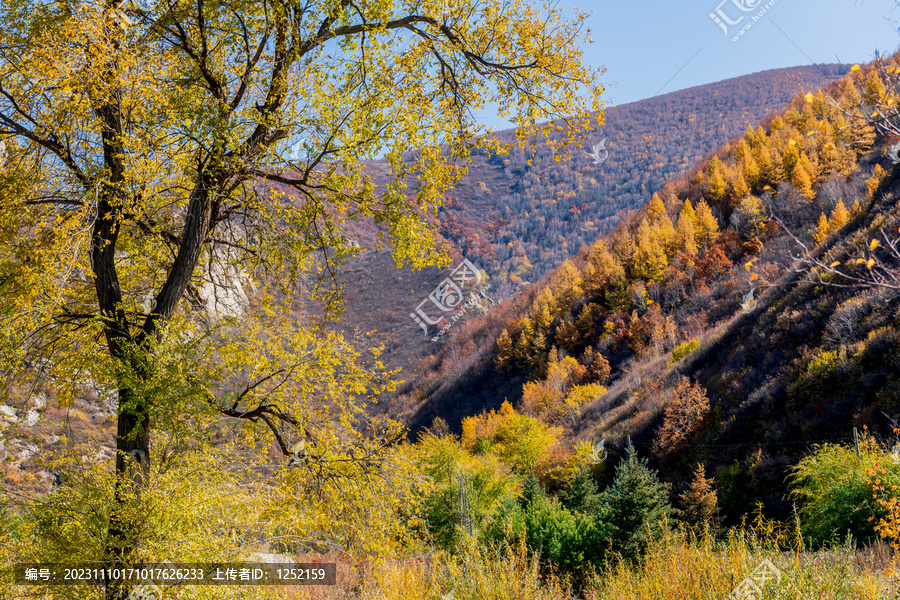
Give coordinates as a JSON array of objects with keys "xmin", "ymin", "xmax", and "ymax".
[{"xmin": 0, "ymin": 0, "xmax": 602, "ymax": 597}]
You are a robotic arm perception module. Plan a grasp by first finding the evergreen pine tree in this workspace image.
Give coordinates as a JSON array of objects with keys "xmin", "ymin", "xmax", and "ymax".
[
  {"xmin": 600, "ymin": 445, "xmax": 675, "ymax": 561},
  {"xmin": 521, "ymin": 472, "xmax": 546, "ymax": 508},
  {"xmin": 561, "ymin": 468, "xmax": 604, "ymax": 517},
  {"xmin": 606, "ymin": 274, "xmax": 631, "ymax": 313}
]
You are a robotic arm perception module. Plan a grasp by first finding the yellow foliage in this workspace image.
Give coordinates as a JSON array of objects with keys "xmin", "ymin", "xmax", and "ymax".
[
  {"xmin": 694, "ymin": 200, "xmax": 720, "ymax": 248},
  {"xmin": 867, "ymin": 164, "xmax": 887, "ymax": 197},
  {"xmin": 0, "ymin": 0, "xmax": 606, "ymax": 578},
  {"xmin": 812, "ymin": 200, "xmax": 851, "ymax": 244},
  {"xmin": 461, "ymin": 400, "xmax": 516, "ymax": 452}
]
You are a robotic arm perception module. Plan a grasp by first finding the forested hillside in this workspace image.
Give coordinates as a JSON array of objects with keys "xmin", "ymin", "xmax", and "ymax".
[
  {"xmin": 396, "ymin": 57, "xmax": 900, "ymax": 527},
  {"xmin": 330, "ymin": 65, "xmax": 850, "ymax": 382}
]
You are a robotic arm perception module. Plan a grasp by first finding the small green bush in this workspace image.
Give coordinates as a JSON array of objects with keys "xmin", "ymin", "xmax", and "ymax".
[
  {"xmin": 485, "ymin": 494, "xmax": 606, "ymax": 573},
  {"xmin": 669, "ymin": 339, "xmax": 700, "ymax": 365}
]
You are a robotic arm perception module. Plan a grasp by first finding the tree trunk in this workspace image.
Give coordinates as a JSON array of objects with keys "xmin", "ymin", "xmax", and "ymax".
[{"xmin": 104, "ymin": 385, "xmax": 151, "ymax": 600}]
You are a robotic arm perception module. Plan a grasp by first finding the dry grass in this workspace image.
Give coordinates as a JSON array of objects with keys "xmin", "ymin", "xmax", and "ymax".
[{"xmin": 586, "ymin": 529, "xmax": 900, "ymax": 600}]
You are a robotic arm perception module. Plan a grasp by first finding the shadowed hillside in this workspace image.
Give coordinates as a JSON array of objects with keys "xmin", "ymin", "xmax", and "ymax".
[
  {"xmin": 391, "ymin": 56, "xmax": 900, "ymax": 525},
  {"xmin": 330, "ymin": 65, "xmax": 850, "ymax": 384}
]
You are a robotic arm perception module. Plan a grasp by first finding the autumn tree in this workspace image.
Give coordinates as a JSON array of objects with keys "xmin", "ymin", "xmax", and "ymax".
[
  {"xmin": 678, "ymin": 463, "xmax": 721, "ymax": 533},
  {"xmin": 674, "ymin": 199, "xmax": 698, "ymax": 256},
  {"xmin": 776, "ymin": 58, "xmax": 900, "ymax": 293},
  {"xmin": 647, "ymin": 193, "xmax": 675, "ymax": 256},
  {"xmin": 496, "ymin": 328, "xmax": 515, "ymax": 371},
  {"xmin": 729, "ymin": 195, "xmax": 766, "ymax": 241},
  {"xmin": 632, "ymin": 219, "xmax": 667, "ymax": 282},
  {"xmin": 521, "ymin": 352, "xmax": 579, "ymax": 422},
  {"xmin": 554, "ymin": 259, "xmax": 584, "ymax": 314},
  {"xmin": 812, "ymin": 199, "xmax": 851, "ymax": 243},
  {"xmin": 694, "ymin": 200, "xmax": 720, "ymax": 248},
  {"xmin": 791, "ymin": 153, "xmax": 816, "ymax": 199},
  {"xmin": 589, "ymin": 351, "xmax": 611, "ymax": 384},
  {"xmin": 705, "ymin": 155, "xmax": 728, "ymax": 205},
  {"xmin": 0, "ymin": 0, "xmax": 602, "ymax": 595},
  {"xmin": 652, "ymin": 377, "xmax": 710, "ymax": 454}
]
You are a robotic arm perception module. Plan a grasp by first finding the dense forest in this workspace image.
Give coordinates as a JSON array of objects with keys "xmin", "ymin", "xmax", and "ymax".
[{"xmin": 379, "ymin": 65, "xmax": 849, "ymax": 283}]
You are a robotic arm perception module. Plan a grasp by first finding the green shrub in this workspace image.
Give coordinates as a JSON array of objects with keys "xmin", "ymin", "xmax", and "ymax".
[
  {"xmin": 485, "ymin": 494, "xmax": 607, "ymax": 573},
  {"xmin": 417, "ymin": 433, "xmax": 522, "ymax": 550},
  {"xmin": 669, "ymin": 339, "xmax": 700, "ymax": 365},
  {"xmin": 789, "ymin": 442, "xmax": 900, "ymax": 546},
  {"xmin": 560, "ymin": 467, "xmax": 604, "ymax": 517}
]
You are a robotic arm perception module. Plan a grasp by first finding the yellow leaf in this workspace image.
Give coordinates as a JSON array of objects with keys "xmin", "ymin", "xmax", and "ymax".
[
  {"xmin": 789, "ymin": 139, "xmax": 796, "ymax": 146},
  {"xmin": 830, "ymin": 261, "xmax": 841, "ymax": 268},
  {"xmin": 870, "ymin": 239, "xmax": 880, "ymax": 251},
  {"xmin": 851, "ymin": 64, "xmax": 861, "ymax": 73},
  {"xmin": 804, "ymin": 92, "xmax": 814, "ymax": 103},
  {"xmin": 867, "ymin": 258, "xmax": 876, "ymax": 269},
  {"xmin": 856, "ymin": 258, "xmax": 866, "ymax": 265},
  {"xmin": 750, "ymin": 273, "xmax": 758, "ymax": 281},
  {"xmin": 745, "ymin": 261, "xmax": 752, "ymax": 271}
]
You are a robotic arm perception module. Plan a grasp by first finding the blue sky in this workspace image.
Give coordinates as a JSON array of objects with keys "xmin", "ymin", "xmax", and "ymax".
[{"xmin": 474, "ymin": 0, "xmax": 900, "ymax": 129}]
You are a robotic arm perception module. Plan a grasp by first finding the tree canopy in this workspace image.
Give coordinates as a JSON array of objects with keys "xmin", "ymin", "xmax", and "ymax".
[{"xmin": 0, "ymin": 0, "xmax": 602, "ymax": 595}]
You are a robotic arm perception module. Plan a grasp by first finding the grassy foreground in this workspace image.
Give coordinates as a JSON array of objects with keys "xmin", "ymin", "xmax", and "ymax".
[
  {"xmin": 284, "ymin": 530, "xmax": 899, "ymax": 600},
  {"xmin": 1, "ymin": 529, "xmax": 897, "ymax": 599}
]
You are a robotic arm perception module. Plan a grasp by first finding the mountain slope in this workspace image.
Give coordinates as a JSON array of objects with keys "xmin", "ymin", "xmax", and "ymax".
[
  {"xmin": 394, "ymin": 57, "xmax": 900, "ymax": 523},
  {"xmin": 332, "ymin": 65, "xmax": 850, "ymax": 383}
]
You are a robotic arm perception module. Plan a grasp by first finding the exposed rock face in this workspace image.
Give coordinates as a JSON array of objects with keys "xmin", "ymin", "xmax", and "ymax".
[
  {"xmin": 139, "ymin": 233, "xmax": 257, "ymax": 321},
  {"xmin": 198, "ymin": 247, "xmax": 255, "ymax": 320}
]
